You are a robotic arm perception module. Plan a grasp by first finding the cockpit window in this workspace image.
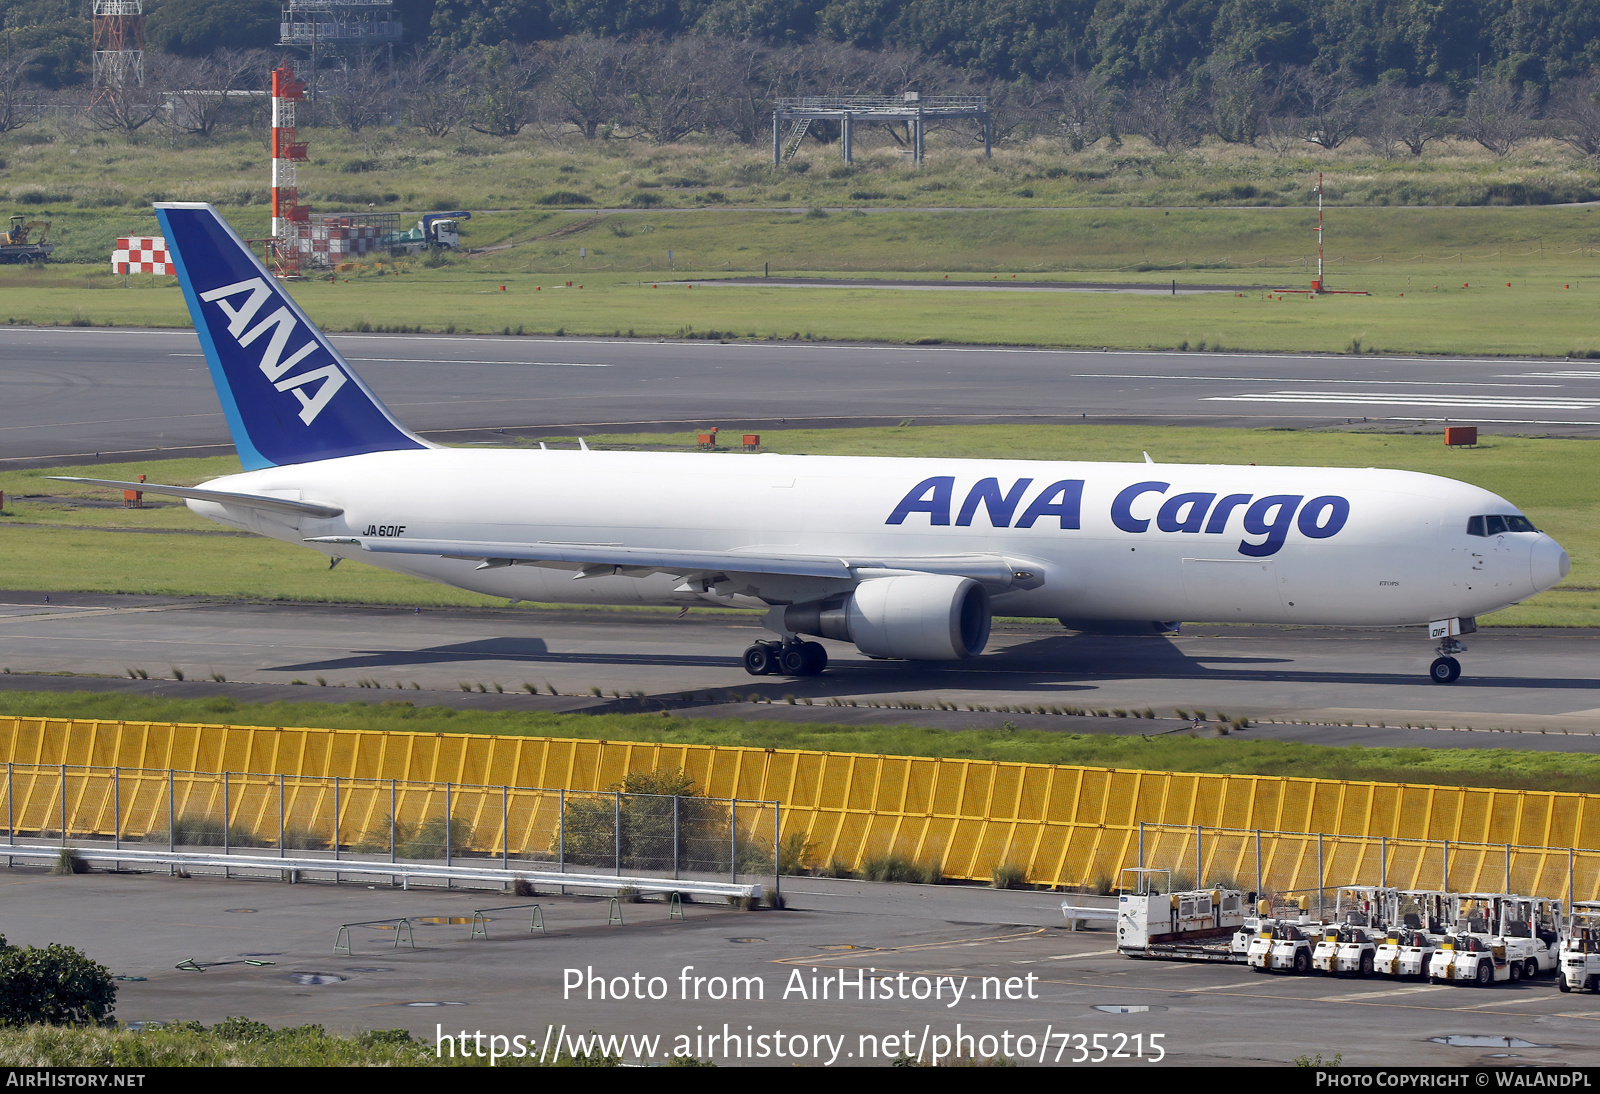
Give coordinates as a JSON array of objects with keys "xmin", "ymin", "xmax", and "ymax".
[{"xmin": 1467, "ymin": 514, "xmax": 1538, "ymax": 536}]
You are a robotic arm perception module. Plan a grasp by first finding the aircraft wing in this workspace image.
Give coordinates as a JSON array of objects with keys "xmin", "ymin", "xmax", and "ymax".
[
  {"xmin": 304, "ymin": 535, "xmax": 1041, "ymax": 590},
  {"xmin": 48, "ymin": 477, "xmax": 344, "ymax": 519}
]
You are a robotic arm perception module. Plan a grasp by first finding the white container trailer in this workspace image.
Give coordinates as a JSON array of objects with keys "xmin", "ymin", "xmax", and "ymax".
[{"xmin": 1114, "ymin": 868, "xmax": 1248, "ymax": 960}]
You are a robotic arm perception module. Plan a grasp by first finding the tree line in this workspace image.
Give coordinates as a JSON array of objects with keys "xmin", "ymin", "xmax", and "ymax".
[
  {"xmin": 7, "ymin": 0, "xmax": 1600, "ymax": 93},
  {"xmin": 7, "ymin": 33, "xmax": 1600, "ymax": 164}
]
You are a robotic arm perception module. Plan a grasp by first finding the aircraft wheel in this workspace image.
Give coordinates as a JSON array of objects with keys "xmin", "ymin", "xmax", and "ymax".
[
  {"xmin": 798, "ymin": 641, "xmax": 828, "ymax": 676},
  {"xmin": 1429, "ymin": 656, "xmax": 1461, "ymax": 684},
  {"xmin": 1476, "ymin": 962, "xmax": 1494, "ymax": 987},
  {"xmin": 743, "ymin": 644, "xmax": 777, "ymax": 676},
  {"xmin": 778, "ymin": 645, "xmax": 808, "ymax": 676}
]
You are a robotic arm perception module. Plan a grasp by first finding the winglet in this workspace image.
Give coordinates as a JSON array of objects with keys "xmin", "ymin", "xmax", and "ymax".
[{"xmin": 154, "ymin": 202, "xmax": 429, "ymax": 469}]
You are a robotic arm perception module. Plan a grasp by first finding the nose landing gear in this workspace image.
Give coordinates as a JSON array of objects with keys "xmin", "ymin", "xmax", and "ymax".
[
  {"xmin": 743, "ymin": 639, "xmax": 828, "ymax": 677},
  {"xmin": 1429, "ymin": 636, "xmax": 1466, "ymax": 684}
]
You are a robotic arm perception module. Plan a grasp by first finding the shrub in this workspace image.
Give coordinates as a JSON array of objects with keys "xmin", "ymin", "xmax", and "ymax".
[
  {"xmin": 990, "ymin": 861, "xmax": 1027, "ymax": 889},
  {"xmin": 0, "ymin": 936, "xmax": 116, "ymax": 1027},
  {"xmin": 399, "ymin": 816, "xmax": 474, "ymax": 859},
  {"xmin": 558, "ymin": 768, "xmax": 729, "ymax": 873},
  {"xmin": 861, "ymin": 852, "xmax": 939, "ymax": 883},
  {"xmin": 537, "ymin": 191, "xmax": 593, "ymax": 205},
  {"xmin": 52, "ymin": 849, "xmax": 87, "ymax": 876}
]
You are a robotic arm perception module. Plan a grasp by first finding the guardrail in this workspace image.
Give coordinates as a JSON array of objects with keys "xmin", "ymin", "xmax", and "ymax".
[{"xmin": 0, "ymin": 760, "xmax": 780, "ymax": 899}]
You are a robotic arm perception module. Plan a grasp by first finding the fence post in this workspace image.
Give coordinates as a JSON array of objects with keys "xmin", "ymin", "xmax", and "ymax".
[
  {"xmin": 1195, "ymin": 824, "xmax": 1202, "ymax": 888},
  {"xmin": 1255, "ymin": 829, "xmax": 1262, "ymax": 897},
  {"xmin": 390, "ymin": 780, "xmax": 396, "ymax": 864},
  {"xmin": 1138, "ymin": 821, "xmax": 1144, "ymax": 869},
  {"xmin": 168, "ymin": 768, "xmax": 175, "ymax": 855},
  {"xmin": 1505, "ymin": 844, "xmax": 1511, "ymax": 893},
  {"xmin": 558, "ymin": 789, "xmax": 566, "ymax": 874},
  {"xmin": 278, "ymin": 774, "xmax": 285, "ymax": 858},
  {"xmin": 1569, "ymin": 848, "xmax": 1575, "ymax": 912},
  {"xmin": 1380, "ymin": 835, "xmax": 1387, "ymax": 888},
  {"xmin": 113, "ymin": 767, "xmax": 121, "ymax": 852},
  {"xmin": 445, "ymin": 782, "xmax": 452, "ymax": 871},
  {"xmin": 333, "ymin": 776, "xmax": 340, "ymax": 862},
  {"xmin": 731, "ymin": 799, "xmax": 738, "ymax": 883},
  {"xmin": 614, "ymin": 791, "xmax": 621, "ymax": 877},
  {"xmin": 7, "ymin": 763, "xmax": 12, "ymax": 848},
  {"xmin": 774, "ymin": 801, "xmax": 782, "ymax": 902},
  {"xmin": 60, "ymin": 763, "xmax": 66, "ymax": 846},
  {"xmin": 1443, "ymin": 839, "xmax": 1450, "ymax": 891},
  {"xmin": 223, "ymin": 771, "xmax": 230, "ymax": 858},
  {"xmin": 1317, "ymin": 833, "xmax": 1324, "ymax": 920},
  {"xmin": 502, "ymin": 785, "xmax": 509, "ymax": 871},
  {"xmin": 673, "ymin": 795, "xmax": 680, "ymax": 881}
]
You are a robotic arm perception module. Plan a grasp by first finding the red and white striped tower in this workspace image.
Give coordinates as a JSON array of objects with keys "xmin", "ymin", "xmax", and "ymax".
[{"xmin": 270, "ymin": 64, "xmax": 310, "ymax": 275}]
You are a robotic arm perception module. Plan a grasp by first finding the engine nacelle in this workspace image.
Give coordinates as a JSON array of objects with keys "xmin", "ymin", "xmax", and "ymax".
[{"xmin": 784, "ymin": 574, "xmax": 991, "ymax": 660}]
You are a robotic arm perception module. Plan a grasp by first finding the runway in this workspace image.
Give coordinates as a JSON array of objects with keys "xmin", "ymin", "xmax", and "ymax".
[
  {"xmin": 2, "ymin": 594, "xmax": 1595, "ymax": 740},
  {"xmin": 4, "ymin": 326, "xmax": 1599, "ymax": 465}
]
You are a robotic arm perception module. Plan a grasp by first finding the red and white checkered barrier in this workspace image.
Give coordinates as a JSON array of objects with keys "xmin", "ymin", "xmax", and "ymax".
[{"xmin": 112, "ymin": 237, "xmax": 174, "ymax": 276}]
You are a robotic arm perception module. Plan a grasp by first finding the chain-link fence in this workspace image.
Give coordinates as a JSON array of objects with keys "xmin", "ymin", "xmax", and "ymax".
[
  {"xmin": 0, "ymin": 762, "xmax": 780, "ymax": 894},
  {"xmin": 1136, "ymin": 822, "xmax": 1597, "ymax": 909}
]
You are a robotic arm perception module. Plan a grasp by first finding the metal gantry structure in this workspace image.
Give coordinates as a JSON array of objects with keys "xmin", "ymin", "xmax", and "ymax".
[
  {"xmin": 278, "ymin": 0, "xmax": 401, "ymax": 117},
  {"xmin": 91, "ymin": 0, "xmax": 144, "ymax": 94},
  {"xmin": 772, "ymin": 93, "xmax": 991, "ymax": 166}
]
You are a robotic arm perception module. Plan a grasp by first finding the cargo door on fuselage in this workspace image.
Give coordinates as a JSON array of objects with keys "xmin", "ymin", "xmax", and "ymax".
[{"xmin": 1182, "ymin": 558, "xmax": 1289, "ymax": 623}]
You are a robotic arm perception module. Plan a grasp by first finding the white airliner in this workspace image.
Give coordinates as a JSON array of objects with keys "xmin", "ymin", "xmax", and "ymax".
[{"xmin": 60, "ymin": 204, "xmax": 1569, "ymax": 683}]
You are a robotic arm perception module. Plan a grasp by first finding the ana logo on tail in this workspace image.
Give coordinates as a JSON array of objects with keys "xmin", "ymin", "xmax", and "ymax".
[{"xmin": 198, "ymin": 277, "xmax": 347, "ymax": 425}]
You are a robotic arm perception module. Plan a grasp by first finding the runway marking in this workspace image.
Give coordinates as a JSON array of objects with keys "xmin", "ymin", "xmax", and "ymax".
[
  {"xmin": 1510, "ymin": 371, "xmax": 1600, "ymax": 379},
  {"xmin": 1318, "ymin": 984, "xmax": 1443, "ymax": 1002},
  {"xmin": 13, "ymin": 327, "xmax": 1564, "ymax": 368},
  {"xmin": 168, "ymin": 354, "xmax": 611, "ymax": 368},
  {"xmin": 1206, "ymin": 391, "xmax": 1600, "ymax": 410},
  {"xmin": 1077, "ymin": 373, "xmax": 1566, "ymax": 389},
  {"xmin": 1043, "ymin": 950, "xmax": 1119, "ymax": 960}
]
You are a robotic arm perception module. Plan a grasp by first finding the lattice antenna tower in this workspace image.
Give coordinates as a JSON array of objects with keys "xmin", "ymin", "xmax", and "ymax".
[
  {"xmin": 271, "ymin": 64, "xmax": 311, "ymax": 277},
  {"xmin": 92, "ymin": 0, "xmax": 145, "ymax": 92}
]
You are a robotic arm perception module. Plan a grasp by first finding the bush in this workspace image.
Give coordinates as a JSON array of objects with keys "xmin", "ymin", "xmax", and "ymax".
[
  {"xmin": 990, "ymin": 861, "xmax": 1027, "ymax": 890},
  {"xmin": 399, "ymin": 816, "xmax": 475, "ymax": 860},
  {"xmin": 558, "ymin": 768, "xmax": 729, "ymax": 873},
  {"xmin": 537, "ymin": 191, "xmax": 594, "ymax": 205},
  {"xmin": 861, "ymin": 852, "xmax": 940, "ymax": 883},
  {"xmin": 0, "ymin": 936, "xmax": 115, "ymax": 1027}
]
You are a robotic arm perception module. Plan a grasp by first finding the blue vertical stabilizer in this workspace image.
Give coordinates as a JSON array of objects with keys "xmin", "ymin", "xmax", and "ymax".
[{"xmin": 155, "ymin": 202, "xmax": 429, "ymax": 469}]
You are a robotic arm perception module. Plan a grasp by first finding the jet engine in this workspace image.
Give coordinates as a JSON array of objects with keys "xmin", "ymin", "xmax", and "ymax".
[{"xmin": 783, "ymin": 574, "xmax": 991, "ymax": 660}]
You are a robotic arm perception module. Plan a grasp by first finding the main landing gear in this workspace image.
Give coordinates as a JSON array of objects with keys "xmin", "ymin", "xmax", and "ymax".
[
  {"xmin": 743, "ymin": 639, "xmax": 828, "ymax": 677},
  {"xmin": 1429, "ymin": 636, "xmax": 1466, "ymax": 685}
]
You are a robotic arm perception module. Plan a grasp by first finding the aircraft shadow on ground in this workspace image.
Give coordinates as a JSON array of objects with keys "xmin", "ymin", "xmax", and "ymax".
[{"xmin": 267, "ymin": 632, "xmax": 1596, "ymax": 696}]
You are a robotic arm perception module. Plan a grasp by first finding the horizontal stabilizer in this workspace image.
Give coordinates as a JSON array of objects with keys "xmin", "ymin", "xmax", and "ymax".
[
  {"xmin": 306, "ymin": 536, "xmax": 1038, "ymax": 588},
  {"xmin": 50, "ymin": 477, "xmax": 343, "ymax": 519}
]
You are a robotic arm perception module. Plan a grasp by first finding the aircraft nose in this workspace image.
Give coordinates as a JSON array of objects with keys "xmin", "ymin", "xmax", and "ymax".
[{"xmin": 1531, "ymin": 535, "xmax": 1570, "ymax": 592}]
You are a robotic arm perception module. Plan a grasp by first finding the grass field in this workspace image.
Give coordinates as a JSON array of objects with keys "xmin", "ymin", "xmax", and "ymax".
[
  {"xmin": 8, "ymin": 203, "xmax": 1600, "ymax": 355},
  {"xmin": 2, "ymin": 424, "xmax": 1593, "ymax": 624},
  {"xmin": 7, "ymin": 126, "xmax": 1600, "ymax": 225},
  {"xmin": 6, "ymin": 689, "xmax": 1600, "ymax": 796}
]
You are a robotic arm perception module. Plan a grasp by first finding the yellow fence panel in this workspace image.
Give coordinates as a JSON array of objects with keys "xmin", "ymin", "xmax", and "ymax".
[{"xmin": 5, "ymin": 717, "xmax": 1600, "ymax": 894}]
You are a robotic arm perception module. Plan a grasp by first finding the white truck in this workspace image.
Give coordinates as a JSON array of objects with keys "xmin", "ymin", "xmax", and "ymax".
[
  {"xmin": 1246, "ymin": 895, "xmax": 1320, "ymax": 974},
  {"xmin": 1428, "ymin": 894, "xmax": 1562, "ymax": 986},
  {"xmin": 1374, "ymin": 891, "xmax": 1453, "ymax": 978},
  {"xmin": 1113, "ymin": 867, "xmax": 1249, "ymax": 960},
  {"xmin": 1557, "ymin": 902, "xmax": 1600, "ymax": 993},
  {"xmin": 1311, "ymin": 887, "xmax": 1400, "ymax": 976}
]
